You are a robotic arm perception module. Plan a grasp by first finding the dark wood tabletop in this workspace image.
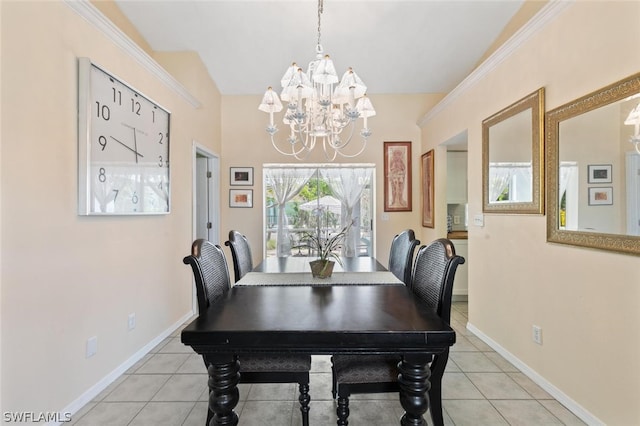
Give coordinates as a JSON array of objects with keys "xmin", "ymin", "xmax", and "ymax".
[
  {"xmin": 252, "ymin": 255, "xmax": 387, "ymax": 273},
  {"xmin": 182, "ymin": 285, "xmax": 454, "ymax": 352},
  {"xmin": 181, "ymin": 284, "xmax": 456, "ymax": 425}
]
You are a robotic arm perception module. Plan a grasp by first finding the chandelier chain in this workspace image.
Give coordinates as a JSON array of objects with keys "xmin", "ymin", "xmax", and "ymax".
[{"xmin": 317, "ymin": 0, "xmax": 323, "ymax": 47}]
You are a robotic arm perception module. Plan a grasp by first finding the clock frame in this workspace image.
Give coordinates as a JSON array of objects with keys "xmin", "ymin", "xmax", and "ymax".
[{"xmin": 78, "ymin": 57, "xmax": 171, "ymax": 215}]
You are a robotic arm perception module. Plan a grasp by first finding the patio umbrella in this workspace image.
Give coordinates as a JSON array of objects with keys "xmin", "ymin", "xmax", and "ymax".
[{"xmin": 299, "ymin": 195, "xmax": 342, "ymax": 215}]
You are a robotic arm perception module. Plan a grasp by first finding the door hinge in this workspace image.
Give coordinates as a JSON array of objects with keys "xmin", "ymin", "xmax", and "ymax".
[
  {"xmin": 206, "ymin": 171, "xmax": 212, "ymax": 178},
  {"xmin": 207, "ymin": 222, "xmax": 212, "ymax": 229}
]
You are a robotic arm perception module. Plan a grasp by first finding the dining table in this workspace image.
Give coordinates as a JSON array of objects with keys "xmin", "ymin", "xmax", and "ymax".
[{"xmin": 181, "ymin": 256, "xmax": 456, "ymax": 426}]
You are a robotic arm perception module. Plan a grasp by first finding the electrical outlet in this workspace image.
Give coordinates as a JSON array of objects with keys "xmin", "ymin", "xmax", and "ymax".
[
  {"xmin": 86, "ymin": 336, "xmax": 98, "ymax": 358},
  {"xmin": 473, "ymin": 214, "xmax": 484, "ymax": 227},
  {"xmin": 453, "ymin": 215, "xmax": 461, "ymax": 225},
  {"xmin": 128, "ymin": 313, "xmax": 136, "ymax": 331},
  {"xmin": 532, "ymin": 325, "xmax": 542, "ymax": 345},
  {"xmin": 381, "ymin": 213, "xmax": 389, "ymax": 221}
]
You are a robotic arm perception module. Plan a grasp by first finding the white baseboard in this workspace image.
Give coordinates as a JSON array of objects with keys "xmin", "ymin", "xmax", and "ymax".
[
  {"xmin": 50, "ymin": 311, "xmax": 194, "ymax": 426},
  {"xmin": 452, "ymin": 294, "xmax": 468, "ymax": 302},
  {"xmin": 466, "ymin": 322, "xmax": 605, "ymax": 426}
]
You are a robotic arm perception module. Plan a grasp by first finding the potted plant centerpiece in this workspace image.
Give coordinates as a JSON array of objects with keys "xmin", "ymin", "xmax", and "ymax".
[{"xmin": 306, "ymin": 223, "xmax": 351, "ymax": 278}]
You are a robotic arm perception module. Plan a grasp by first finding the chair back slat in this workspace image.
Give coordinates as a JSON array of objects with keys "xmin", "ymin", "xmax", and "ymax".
[
  {"xmin": 410, "ymin": 238, "xmax": 465, "ymax": 323},
  {"xmin": 388, "ymin": 229, "xmax": 420, "ymax": 285},
  {"xmin": 225, "ymin": 230, "xmax": 254, "ymax": 282},
  {"xmin": 183, "ymin": 239, "xmax": 231, "ymax": 313}
]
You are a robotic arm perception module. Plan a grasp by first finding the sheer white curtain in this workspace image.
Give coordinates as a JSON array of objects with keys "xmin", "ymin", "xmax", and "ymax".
[
  {"xmin": 488, "ymin": 162, "xmax": 534, "ymax": 202},
  {"xmin": 559, "ymin": 162, "xmax": 579, "ymax": 230},
  {"xmin": 488, "ymin": 164, "xmax": 514, "ymax": 202},
  {"xmin": 321, "ymin": 167, "xmax": 372, "ymax": 257},
  {"xmin": 265, "ymin": 167, "xmax": 315, "ymax": 257}
]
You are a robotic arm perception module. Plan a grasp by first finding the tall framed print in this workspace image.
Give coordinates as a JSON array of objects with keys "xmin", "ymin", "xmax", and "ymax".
[
  {"xmin": 383, "ymin": 141, "xmax": 412, "ymax": 212},
  {"xmin": 78, "ymin": 57, "xmax": 171, "ymax": 215},
  {"xmin": 421, "ymin": 150, "xmax": 435, "ymax": 228}
]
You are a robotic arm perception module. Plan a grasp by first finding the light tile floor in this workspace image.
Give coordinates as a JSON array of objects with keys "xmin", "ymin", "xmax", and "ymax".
[{"xmin": 70, "ymin": 302, "xmax": 586, "ymax": 425}]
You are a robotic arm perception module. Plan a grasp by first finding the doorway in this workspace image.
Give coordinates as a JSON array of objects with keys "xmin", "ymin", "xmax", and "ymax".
[{"xmin": 193, "ymin": 142, "xmax": 220, "ymax": 244}]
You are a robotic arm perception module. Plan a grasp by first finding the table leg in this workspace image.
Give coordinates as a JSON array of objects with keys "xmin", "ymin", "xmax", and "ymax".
[
  {"xmin": 397, "ymin": 354, "xmax": 431, "ymax": 426},
  {"xmin": 206, "ymin": 355, "xmax": 240, "ymax": 426}
]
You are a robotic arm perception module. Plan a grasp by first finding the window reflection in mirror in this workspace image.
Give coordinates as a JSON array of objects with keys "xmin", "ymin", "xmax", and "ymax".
[
  {"xmin": 546, "ymin": 72, "xmax": 640, "ymax": 255},
  {"xmin": 482, "ymin": 88, "xmax": 545, "ymax": 214}
]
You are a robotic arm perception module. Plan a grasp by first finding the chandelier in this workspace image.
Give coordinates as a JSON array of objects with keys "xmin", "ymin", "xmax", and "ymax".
[{"xmin": 258, "ymin": 0, "xmax": 375, "ymax": 161}]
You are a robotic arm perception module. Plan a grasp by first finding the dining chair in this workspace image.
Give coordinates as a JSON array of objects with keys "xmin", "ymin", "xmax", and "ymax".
[
  {"xmin": 331, "ymin": 238, "xmax": 465, "ymax": 426},
  {"xmin": 224, "ymin": 230, "xmax": 253, "ymax": 282},
  {"xmin": 183, "ymin": 239, "xmax": 311, "ymax": 426},
  {"xmin": 388, "ymin": 229, "xmax": 420, "ymax": 285}
]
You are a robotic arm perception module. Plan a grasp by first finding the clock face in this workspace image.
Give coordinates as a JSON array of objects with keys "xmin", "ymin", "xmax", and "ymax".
[{"xmin": 78, "ymin": 58, "xmax": 171, "ymax": 215}]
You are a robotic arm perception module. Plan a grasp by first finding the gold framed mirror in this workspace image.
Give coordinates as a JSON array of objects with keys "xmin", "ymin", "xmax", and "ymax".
[
  {"xmin": 546, "ymin": 72, "xmax": 640, "ymax": 255},
  {"xmin": 482, "ymin": 88, "xmax": 545, "ymax": 214}
]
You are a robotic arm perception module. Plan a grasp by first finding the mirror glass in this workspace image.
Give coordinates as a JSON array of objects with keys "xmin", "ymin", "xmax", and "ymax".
[
  {"xmin": 482, "ymin": 88, "xmax": 545, "ymax": 214},
  {"xmin": 546, "ymin": 72, "xmax": 640, "ymax": 255}
]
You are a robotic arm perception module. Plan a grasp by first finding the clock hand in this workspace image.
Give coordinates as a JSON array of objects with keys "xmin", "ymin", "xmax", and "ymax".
[
  {"xmin": 109, "ymin": 136, "xmax": 144, "ymax": 159},
  {"xmin": 132, "ymin": 127, "xmax": 138, "ymax": 164}
]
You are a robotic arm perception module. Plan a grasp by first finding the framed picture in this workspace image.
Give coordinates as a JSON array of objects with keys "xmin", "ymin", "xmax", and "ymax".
[
  {"xmin": 588, "ymin": 187, "xmax": 613, "ymax": 206},
  {"xmin": 587, "ymin": 164, "xmax": 612, "ymax": 184},
  {"xmin": 383, "ymin": 141, "xmax": 412, "ymax": 212},
  {"xmin": 230, "ymin": 167, "xmax": 254, "ymax": 186},
  {"xmin": 421, "ymin": 150, "xmax": 435, "ymax": 228},
  {"xmin": 229, "ymin": 189, "xmax": 253, "ymax": 208}
]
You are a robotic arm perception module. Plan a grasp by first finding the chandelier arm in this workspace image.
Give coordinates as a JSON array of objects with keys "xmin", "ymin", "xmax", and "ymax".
[
  {"xmin": 326, "ymin": 119, "xmax": 357, "ymax": 149},
  {"xmin": 294, "ymin": 123, "xmax": 317, "ymax": 152},
  {"xmin": 335, "ymin": 137, "xmax": 368, "ymax": 158},
  {"xmin": 269, "ymin": 134, "xmax": 309, "ymax": 157},
  {"xmin": 322, "ymin": 138, "xmax": 339, "ymax": 162}
]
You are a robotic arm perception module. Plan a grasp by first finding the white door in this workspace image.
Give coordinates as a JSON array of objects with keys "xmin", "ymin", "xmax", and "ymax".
[{"xmin": 193, "ymin": 145, "xmax": 219, "ymax": 243}]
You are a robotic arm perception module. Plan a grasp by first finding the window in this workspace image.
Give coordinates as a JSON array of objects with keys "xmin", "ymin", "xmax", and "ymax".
[{"xmin": 263, "ymin": 164, "xmax": 375, "ymax": 258}]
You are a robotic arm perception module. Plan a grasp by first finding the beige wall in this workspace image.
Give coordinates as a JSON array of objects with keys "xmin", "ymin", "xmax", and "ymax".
[
  {"xmin": 220, "ymin": 93, "xmax": 443, "ymax": 265},
  {"xmin": 1, "ymin": 0, "xmax": 220, "ymax": 415},
  {"xmin": 420, "ymin": 1, "xmax": 640, "ymax": 424}
]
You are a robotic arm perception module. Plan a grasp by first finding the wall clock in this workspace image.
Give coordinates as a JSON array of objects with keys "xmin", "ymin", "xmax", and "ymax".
[{"xmin": 78, "ymin": 57, "xmax": 171, "ymax": 215}]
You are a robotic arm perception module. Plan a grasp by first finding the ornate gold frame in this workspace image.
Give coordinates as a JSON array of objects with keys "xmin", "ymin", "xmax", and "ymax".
[
  {"xmin": 546, "ymin": 72, "xmax": 640, "ymax": 255},
  {"xmin": 482, "ymin": 88, "xmax": 545, "ymax": 214}
]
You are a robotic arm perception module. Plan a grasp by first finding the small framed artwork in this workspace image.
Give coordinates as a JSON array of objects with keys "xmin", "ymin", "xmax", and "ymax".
[
  {"xmin": 383, "ymin": 141, "xmax": 412, "ymax": 212},
  {"xmin": 588, "ymin": 187, "xmax": 613, "ymax": 206},
  {"xmin": 421, "ymin": 150, "xmax": 435, "ymax": 228},
  {"xmin": 229, "ymin": 189, "xmax": 253, "ymax": 208},
  {"xmin": 587, "ymin": 164, "xmax": 612, "ymax": 184},
  {"xmin": 230, "ymin": 167, "xmax": 254, "ymax": 186}
]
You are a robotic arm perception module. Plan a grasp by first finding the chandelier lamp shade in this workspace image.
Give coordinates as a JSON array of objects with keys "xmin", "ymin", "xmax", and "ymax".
[{"xmin": 258, "ymin": 0, "xmax": 375, "ymax": 161}]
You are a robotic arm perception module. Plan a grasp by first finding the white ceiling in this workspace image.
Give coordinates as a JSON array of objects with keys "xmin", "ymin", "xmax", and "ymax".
[{"xmin": 115, "ymin": 0, "xmax": 525, "ymax": 96}]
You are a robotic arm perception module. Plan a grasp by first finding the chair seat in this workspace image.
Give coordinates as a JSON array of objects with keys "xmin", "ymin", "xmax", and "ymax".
[
  {"xmin": 333, "ymin": 355, "xmax": 401, "ymax": 384},
  {"xmin": 240, "ymin": 354, "xmax": 311, "ymax": 372}
]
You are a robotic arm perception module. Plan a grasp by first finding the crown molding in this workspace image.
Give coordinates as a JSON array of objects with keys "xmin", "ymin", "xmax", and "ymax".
[
  {"xmin": 65, "ymin": 0, "xmax": 202, "ymax": 108},
  {"xmin": 418, "ymin": 0, "xmax": 573, "ymax": 127}
]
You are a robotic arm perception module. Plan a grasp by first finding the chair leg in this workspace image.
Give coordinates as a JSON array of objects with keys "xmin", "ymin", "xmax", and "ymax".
[
  {"xmin": 428, "ymin": 350, "xmax": 449, "ymax": 426},
  {"xmin": 331, "ymin": 356, "xmax": 337, "ymax": 399},
  {"xmin": 298, "ymin": 382, "xmax": 310, "ymax": 426},
  {"xmin": 428, "ymin": 385, "xmax": 443, "ymax": 426},
  {"xmin": 336, "ymin": 395, "xmax": 350, "ymax": 426}
]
